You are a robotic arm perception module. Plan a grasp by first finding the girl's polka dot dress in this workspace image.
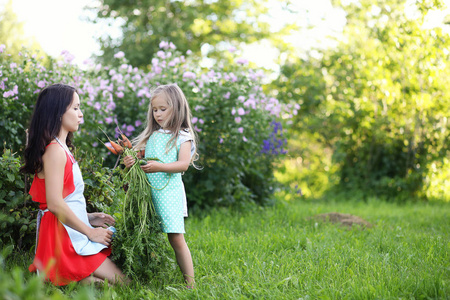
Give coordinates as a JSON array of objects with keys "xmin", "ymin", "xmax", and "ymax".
[{"xmin": 145, "ymin": 130, "xmax": 192, "ymax": 233}]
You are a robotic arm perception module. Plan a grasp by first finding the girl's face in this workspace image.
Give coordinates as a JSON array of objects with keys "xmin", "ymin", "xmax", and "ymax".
[
  {"xmin": 152, "ymin": 95, "xmax": 172, "ymax": 128},
  {"xmin": 61, "ymin": 92, "xmax": 83, "ymax": 133}
]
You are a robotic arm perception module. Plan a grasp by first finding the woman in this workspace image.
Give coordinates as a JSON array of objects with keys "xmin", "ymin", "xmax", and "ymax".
[{"xmin": 21, "ymin": 83, "xmax": 127, "ymax": 285}]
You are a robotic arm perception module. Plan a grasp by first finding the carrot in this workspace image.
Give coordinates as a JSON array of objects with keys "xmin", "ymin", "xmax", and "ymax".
[
  {"xmin": 110, "ymin": 140, "xmax": 124, "ymax": 154},
  {"xmin": 121, "ymin": 134, "xmax": 132, "ymax": 149},
  {"xmin": 106, "ymin": 145, "xmax": 118, "ymax": 155}
]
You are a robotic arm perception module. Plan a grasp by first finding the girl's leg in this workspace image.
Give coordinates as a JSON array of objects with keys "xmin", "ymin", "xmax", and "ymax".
[
  {"xmin": 91, "ymin": 257, "xmax": 129, "ymax": 285},
  {"xmin": 168, "ymin": 233, "xmax": 195, "ymax": 286}
]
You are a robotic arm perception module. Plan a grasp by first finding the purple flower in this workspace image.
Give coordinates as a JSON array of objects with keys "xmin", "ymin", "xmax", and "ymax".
[
  {"xmin": 94, "ymin": 102, "xmax": 101, "ymax": 110},
  {"xmin": 9, "ymin": 63, "xmax": 17, "ymax": 69},
  {"xmin": 183, "ymin": 71, "xmax": 196, "ymax": 79},
  {"xmin": 228, "ymin": 46, "xmax": 237, "ymax": 53},
  {"xmin": 116, "ymin": 91, "xmax": 124, "ymax": 98},
  {"xmin": 235, "ymin": 117, "xmax": 242, "ymax": 123},
  {"xmin": 236, "ymin": 58, "xmax": 248, "ymax": 65},
  {"xmin": 238, "ymin": 127, "xmax": 244, "ymax": 133},
  {"xmin": 156, "ymin": 51, "xmax": 165, "ymax": 59},
  {"xmin": 0, "ymin": 44, "xmax": 5, "ymax": 53},
  {"xmin": 3, "ymin": 90, "xmax": 14, "ymax": 97},
  {"xmin": 159, "ymin": 41, "xmax": 169, "ymax": 49},
  {"xmin": 192, "ymin": 117, "xmax": 198, "ymax": 124},
  {"xmin": 243, "ymin": 136, "xmax": 248, "ymax": 142},
  {"xmin": 224, "ymin": 92, "xmax": 231, "ymax": 99},
  {"xmin": 199, "ymin": 119, "xmax": 204, "ymax": 124},
  {"xmin": 169, "ymin": 42, "xmax": 176, "ymax": 49},
  {"xmin": 114, "ymin": 51, "xmax": 125, "ymax": 58},
  {"xmin": 219, "ymin": 137, "xmax": 224, "ymax": 144},
  {"xmin": 231, "ymin": 108, "xmax": 236, "ymax": 115},
  {"xmin": 127, "ymin": 125, "xmax": 135, "ymax": 133},
  {"xmin": 194, "ymin": 126, "xmax": 202, "ymax": 132},
  {"xmin": 237, "ymin": 108, "xmax": 245, "ymax": 115},
  {"xmin": 135, "ymin": 120, "xmax": 142, "ymax": 127},
  {"xmin": 12, "ymin": 85, "xmax": 18, "ymax": 95},
  {"xmin": 37, "ymin": 81, "xmax": 46, "ymax": 88}
]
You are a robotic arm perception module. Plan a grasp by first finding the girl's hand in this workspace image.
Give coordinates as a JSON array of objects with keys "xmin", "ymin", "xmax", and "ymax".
[
  {"xmin": 88, "ymin": 212, "xmax": 115, "ymax": 228},
  {"xmin": 141, "ymin": 160, "xmax": 163, "ymax": 173},
  {"xmin": 88, "ymin": 227, "xmax": 113, "ymax": 246},
  {"xmin": 123, "ymin": 155, "xmax": 135, "ymax": 168}
]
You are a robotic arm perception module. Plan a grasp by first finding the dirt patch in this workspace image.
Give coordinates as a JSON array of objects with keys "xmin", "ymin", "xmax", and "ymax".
[{"xmin": 313, "ymin": 212, "xmax": 373, "ymax": 229}]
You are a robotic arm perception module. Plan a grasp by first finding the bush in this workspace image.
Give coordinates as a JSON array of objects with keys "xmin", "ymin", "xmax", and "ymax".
[
  {"xmin": 1, "ymin": 44, "xmax": 296, "ymax": 209},
  {"xmin": 0, "ymin": 149, "xmax": 36, "ymax": 250}
]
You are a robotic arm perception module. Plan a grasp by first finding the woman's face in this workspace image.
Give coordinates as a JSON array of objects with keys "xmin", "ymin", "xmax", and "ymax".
[
  {"xmin": 152, "ymin": 95, "xmax": 172, "ymax": 128},
  {"xmin": 61, "ymin": 92, "xmax": 83, "ymax": 133}
]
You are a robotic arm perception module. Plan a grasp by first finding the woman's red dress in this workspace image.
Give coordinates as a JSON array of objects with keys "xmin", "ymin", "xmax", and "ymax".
[{"xmin": 28, "ymin": 144, "xmax": 111, "ymax": 286}]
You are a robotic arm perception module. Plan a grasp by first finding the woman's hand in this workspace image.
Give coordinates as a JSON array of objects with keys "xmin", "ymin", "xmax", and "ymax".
[
  {"xmin": 123, "ymin": 155, "xmax": 135, "ymax": 168},
  {"xmin": 140, "ymin": 160, "xmax": 164, "ymax": 173},
  {"xmin": 88, "ymin": 212, "xmax": 115, "ymax": 228},
  {"xmin": 88, "ymin": 227, "xmax": 113, "ymax": 246}
]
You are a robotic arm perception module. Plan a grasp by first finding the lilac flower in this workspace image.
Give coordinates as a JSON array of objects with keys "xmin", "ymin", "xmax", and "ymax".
[
  {"xmin": 10, "ymin": 63, "xmax": 17, "ymax": 69},
  {"xmin": 231, "ymin": 108, "xmax": 236, "ymax": 115},
  {"xmin": 37, "ymin": 81, "xmax": 46, "ymax": 88},
  {"xmin": 238, "ymin": 96, "xmax": 245, "ymax": 102},
  {"xmin": 186, "ymin": 50, "xmax": 192, "ymax": 55},
  {"xmin": 159, "ymin": 41, "xmax": 169, "ymax": 49},
  {"xmin": 0, "ymin": 44, "xmax": 5, "ymax": 53},
  {"xmin": 237, "ymin": 108, "xmax": 245, "ymax": 115},
  {"xmin": 243, "ymin": 136, "xmax": 248, "ymax": 142},
  {"xmin": 235, "ymin": 117, "xmax": 242, "ymax": 123},
  {"xmin": 156, "ymin": 51, "xmax": 165, "ymax": 59},
  {"xmin": 105, "ymin": 117, "xmax": 113, "ymax": 124},
  {"xmin": 236, "ymin": 58, "xmax": 248, "ymax": 65},
  {"xmin": 183, "ymin": 71, "xmax": 196, "ymax": 79},
  {"xmin": 135, "ymin": 120, "xmax": 142, "ymax": 127},
  {"xmin": 127, "ymin": 125, "xmax": 135, "ymax": 133},
  {"xmin": 12, "ymin": 85, "xmax": 18, "ymax": 95},
  {"xmin": 3, "ymin": 90, "xmax": 14, "ymax": 97},
  {"xmin": 228, "ymin": 46, "xmax": 237, "ymax": 53},
  {"xmin": 154, "ymin": 66, "xmax": 162, "ymax": 74},
  {"xmin": 192, "ymin": 117, "xmax": 198, "ymax": 124},
  {"xmin": 94, "ymin": 102, "xmax": 101, "ymax": 110},
  {"xmin": 114, "ymin": 51, "xmax": 125, "ymax": 58},
  {"xmin": 116, "ymin": 91, "xmax": 124, "ymax": 98},
  {"xmin": 169, "ymin": 42, "xmax": 176, "ymax": 49},
  {"xmin": 219, "ymin": 137, "xmax": 224, "ymax": 144},
  {"xmin": 194, "ymin": 126, "xmax": 202, "ymax": 132},
  {"xmin": 195, "ymin": 105, "xmax": 205, "ymax": 111},
  {"xmin": 224, "ymin": 92, "xmax": 231, "ymax": 99},
  {"xmin": 199, "ymin": 119, "xmax": 204, "ymax": 124},
  {"xmin": 238, "ymin": 127, "xmax": 244, "ymax": 133}
]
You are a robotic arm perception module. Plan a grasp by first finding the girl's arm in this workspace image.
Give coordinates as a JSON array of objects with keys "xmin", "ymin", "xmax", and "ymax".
[
  {"xmin": 43, "ymin": 145, "xmax": 112, "ymax": 246},
  {"xmin": 141, "ymin": 141, "xmax": 191, "ymax": 173}
]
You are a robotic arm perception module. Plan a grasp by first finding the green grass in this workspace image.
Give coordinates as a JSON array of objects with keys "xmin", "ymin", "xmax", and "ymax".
[{"xmin": 2, "ymin": 197, "xmax": 449, "ymax": 299}]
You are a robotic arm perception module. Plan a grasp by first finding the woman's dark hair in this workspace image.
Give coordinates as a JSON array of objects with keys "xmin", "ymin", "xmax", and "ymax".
[{"xmin": 20, "ymin": 83, "xmax": 77, "ymax": 174}]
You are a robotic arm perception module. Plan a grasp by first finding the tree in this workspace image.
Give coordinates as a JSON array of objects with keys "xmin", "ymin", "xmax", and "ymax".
[
  {"xmin": 90, "ymin": 0, "xmax": 292, "ymax": 68},
  {"xmin": 0, "ymin": 0, "xmax": 45, "ymax": 62},
  {"xmin": 273, "ymin": 0, "xmax": 450, "ymax": 200}
]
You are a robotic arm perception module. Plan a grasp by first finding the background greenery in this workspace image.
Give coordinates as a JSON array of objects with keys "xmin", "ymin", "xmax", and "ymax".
[{"xmin": 0, "ymin": 0, "xmax": 449, "ymax": 298}]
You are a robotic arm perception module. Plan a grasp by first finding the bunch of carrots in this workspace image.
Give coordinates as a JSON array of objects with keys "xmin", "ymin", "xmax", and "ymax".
[{"xmin": 100, "ymin": 128, "xmax": 166, "ymax": 279}]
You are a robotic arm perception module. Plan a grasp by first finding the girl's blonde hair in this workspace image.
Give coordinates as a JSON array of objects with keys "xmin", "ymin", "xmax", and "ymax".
[{"xmin": 133, "ymin": 83, "xmax": 199, "ymax": 167}]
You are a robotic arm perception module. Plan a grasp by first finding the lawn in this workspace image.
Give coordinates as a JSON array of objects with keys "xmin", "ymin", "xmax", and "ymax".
[{"xmin": 1, "ymin": 197, "xmax": 449, "ymax": 299}]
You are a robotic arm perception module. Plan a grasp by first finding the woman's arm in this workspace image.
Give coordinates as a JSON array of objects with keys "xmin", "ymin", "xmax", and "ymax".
[
  {"xmin": 43, "ymin": 145, "xmax": 112, "ymax": 246},
  {"xmin": 141, "ymin": 141, "xmax": 191, "ymax": 173}
]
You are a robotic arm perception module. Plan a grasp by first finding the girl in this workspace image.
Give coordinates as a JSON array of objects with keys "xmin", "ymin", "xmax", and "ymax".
[
  {"xmin": 21, "ymin": 83, "xmax": 128, "ymax": 285},
  {"xmin": 123, "ymin": 83, "xmax": 199, "ymax": 287}
]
